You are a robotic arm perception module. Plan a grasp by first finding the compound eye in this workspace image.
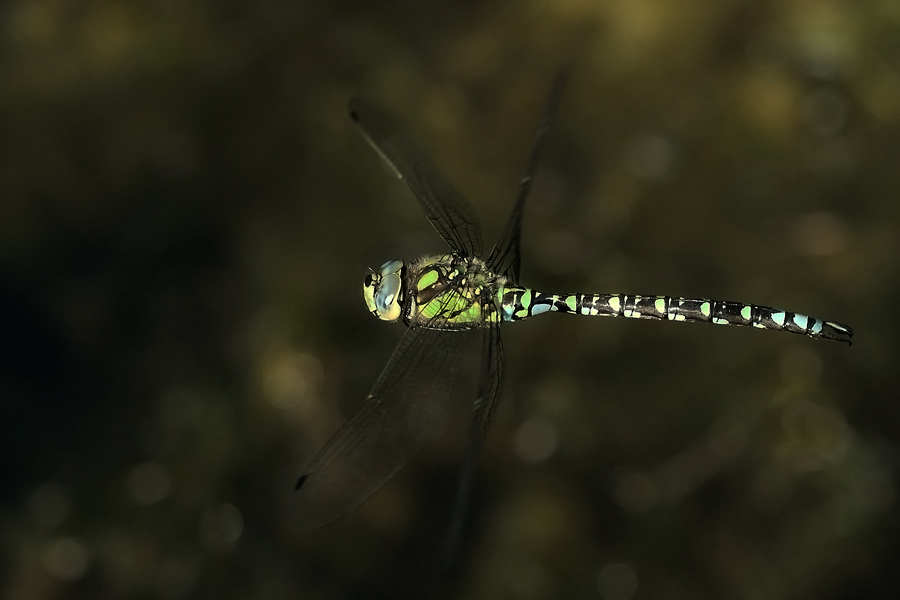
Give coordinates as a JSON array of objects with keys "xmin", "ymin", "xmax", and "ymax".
[
  {"xmin": 362, "ymin": 260, "xmax": 404, "ymax": 321},
  {"xmin": 374, "ymin": 272, "xmax": 403, "ymax": 321},
  {"xmin": 379, "ymin": 260, "xmax": 404, "ymax": 277}
]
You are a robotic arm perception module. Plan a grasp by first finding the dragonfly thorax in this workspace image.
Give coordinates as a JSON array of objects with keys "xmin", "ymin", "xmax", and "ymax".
[
  {"xmin": 404, "ymin": 254, "xmax": 507, "ymax": 330},
  {"xmin": 363, "ymin": 259, "xmax": 405, "ymax": 321}
]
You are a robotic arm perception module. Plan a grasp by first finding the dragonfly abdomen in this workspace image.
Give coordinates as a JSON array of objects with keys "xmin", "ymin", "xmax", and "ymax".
[{"xmin": 500, "ymin": 288, "xmax": 853, "ymax": 344}]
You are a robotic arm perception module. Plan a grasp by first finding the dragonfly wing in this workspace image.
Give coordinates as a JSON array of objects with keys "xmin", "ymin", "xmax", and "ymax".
[
  {"xmin": 487, "ymin": 68, "xmax": 570, "ymax": 283},
  {"xmin": 295, "ymin": 325, "xmax": 467, "ymax": 529},
  {"xmin": 444, "ymin": 315, "xmax": 505, "ymax": 564},
  {"xmin": 350, "ymin": 97, "xmax": 483, "ymax": 258}
]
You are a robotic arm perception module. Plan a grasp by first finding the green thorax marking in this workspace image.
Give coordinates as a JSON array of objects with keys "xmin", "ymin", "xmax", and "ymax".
[{"xmin": 406, "ymin": 254, "xmax": 506, "ymax": 329}]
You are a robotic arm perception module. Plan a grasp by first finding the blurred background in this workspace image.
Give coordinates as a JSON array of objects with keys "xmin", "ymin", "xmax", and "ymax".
[{"xmin": 1, "ymin": 0, "xmax": 898, "ymax": 598}]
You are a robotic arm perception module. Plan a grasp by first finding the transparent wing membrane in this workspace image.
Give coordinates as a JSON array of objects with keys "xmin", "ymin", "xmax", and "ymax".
[
  {"xmin": 443, "ymin": 315, "xmax": 505, "ymax": 566},
  {"xmin": 295, "ymin": 323, "xmax": 467, "ymax": 529},
  {"xmin": 349, "ymin": 97, "xmax": 483, "ymax": 258},
  {"xmin": 487, "ymin": 68, "xmax": 570, "ymax": 283}
]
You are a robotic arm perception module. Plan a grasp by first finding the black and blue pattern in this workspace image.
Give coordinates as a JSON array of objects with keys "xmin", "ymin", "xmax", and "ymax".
[{"xmin": 498, "ymin": 289, "xmax": 852, "ymax": 343}]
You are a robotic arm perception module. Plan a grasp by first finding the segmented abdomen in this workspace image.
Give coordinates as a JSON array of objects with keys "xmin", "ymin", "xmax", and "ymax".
[{"xmin": 499, "ymin": 288, "xmax": 853, "ymax": 344}]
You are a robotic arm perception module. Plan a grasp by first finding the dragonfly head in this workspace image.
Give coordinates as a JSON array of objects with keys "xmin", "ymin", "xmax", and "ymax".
[{"xmin": 363, "ymin": 260, "xmax": 405, "ymax": 321}]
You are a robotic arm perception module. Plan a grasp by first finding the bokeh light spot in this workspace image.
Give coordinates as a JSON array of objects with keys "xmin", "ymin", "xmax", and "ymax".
[
  {"xmin": 127, "ymin": 461, "xmax": 172, "ymax": 505},
  {"xmin": 200, "ymin": 503, "xmax": 243, "ymax": 548},
  {"xmin": 513, "ymin": 418, "xmax": 559, "ymax": 463},
  {"xmin": 597, "ymin": 562, "xmax": 639, "ymax": 600},
  {"xmin": 262, "ymin": 351, "xmax": 323, "ymax": 413},
  {"xmin": 44, "ymin": 537, "xmax": 91, "ymax": 581},
  {"xmin": 28, "ymin": 482, "xmax": 72, "ymax": 527}
]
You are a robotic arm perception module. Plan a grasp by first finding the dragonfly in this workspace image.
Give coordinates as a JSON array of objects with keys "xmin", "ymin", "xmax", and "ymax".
[{"xmin": 295, "ymin": 72, "xmax": 853, "ymax": 551}]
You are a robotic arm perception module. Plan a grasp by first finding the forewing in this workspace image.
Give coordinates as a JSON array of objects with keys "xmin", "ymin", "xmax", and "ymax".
[
  {"xmin": 350, "ymin": 97, "xmax": 483, "ymax": 258},
  {"xmin": 487, "ymin": 68, "xmax": 569, "ymax": 283},
  {"xmin": 295, "ymin": 324, "xmax": 466, "ymax": 529}
]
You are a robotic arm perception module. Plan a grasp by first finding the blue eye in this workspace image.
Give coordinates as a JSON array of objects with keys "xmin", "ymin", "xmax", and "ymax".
[
  {"xmin": 380, "ymin": 260, "xmax": 403, "ymax": 277},
  {"xmin": 363, "ymin": 260, "xmax": 404, "ymax": 321},
  {"xmin": 376, "ymin": 273, "xmax": 402, "ymax": 313}
]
